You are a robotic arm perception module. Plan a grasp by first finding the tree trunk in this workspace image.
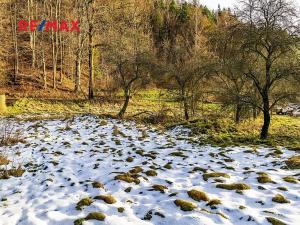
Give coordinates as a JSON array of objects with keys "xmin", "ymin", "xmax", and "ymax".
[
  {"xmin": 50, "ymin": 2, "xmax": 57, "ymax": 89},
  {"xmin": 42, "ymin": 51, "xmax": 47, "ymax": 89},
  {"xmin": 253, "ymin": 106, "xmax": 257, "ymax": 119},
  {"xmin": 75, "ymin": 57, "xmax": 81, "ymax": 93},
  {"xmin": 88, "ymin": 27, "xmax": 94, "ymax": 100},
  {"xmin": 181, "ymin": 88, "xmax": 189, "ymax": 120},
  {"xmin": 58, "ymin": 0, "xmax": 63, "ymax": 83},
  {"xmin": 28, "ymin": 0, "xmax": 36, "ymax": 69},
  {"xmin": 74, "ymin": 32, "xmax": 82, "ymax": 93},
  {"xmin": 118, "ymin": 93, "xmax": 130, "ymax": 118},
  {"xmin": 42, "ymin": 0, "xmax": 46, "ymax": 89},
  {"xmin": 183, "ymin": 97, "xmax": 189, "ymax": 120},
  {"xmin": 60, "ymin": 36, "xmax": 63, "ymax": 83},
  {"xmin": 235, "ymin": 102, "xmax": 242, "ymax": 123},
  {"xmin": 260, "ymin": 95, "xmax": 270, "ymax": 139},
  {"xmin": 11, "ymin": 3, "xmax": 19, "ymax": 84}
]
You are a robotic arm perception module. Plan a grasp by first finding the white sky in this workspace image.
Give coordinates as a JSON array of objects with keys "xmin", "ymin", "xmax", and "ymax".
[{"xmin": 199, "ymin": 0, "xmax": 300, "ymax": 9}]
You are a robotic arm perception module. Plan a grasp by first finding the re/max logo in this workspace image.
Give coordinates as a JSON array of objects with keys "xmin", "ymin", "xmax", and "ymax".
[{"xmin": 18, "ymin": 20, "xmax": 80, "ymax": 32}]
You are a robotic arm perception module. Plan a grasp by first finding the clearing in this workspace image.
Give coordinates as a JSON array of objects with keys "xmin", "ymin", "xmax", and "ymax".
[{"xmin": 0, "ymin": 115, "xmax": 299, "ymax": 225}]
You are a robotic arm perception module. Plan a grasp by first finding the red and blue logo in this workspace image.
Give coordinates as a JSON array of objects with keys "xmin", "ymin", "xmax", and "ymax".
[{"xmin": 18, "ymin": 20, "xmax": 80, "ymax": 32}]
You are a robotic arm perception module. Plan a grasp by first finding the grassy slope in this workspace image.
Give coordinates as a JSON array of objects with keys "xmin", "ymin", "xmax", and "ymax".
[{"xmin": 3, "ymin": 95, "xmax": 300, "ymax": 151}]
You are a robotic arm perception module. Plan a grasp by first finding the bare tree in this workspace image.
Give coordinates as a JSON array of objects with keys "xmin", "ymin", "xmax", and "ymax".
[
  {"xmin": 236, "ymin": 0, "xmax": 300, "ymax": 139},
  {"xmin": 102, "ymin": 0, "xmax": 152, "ymax": 118},
  {"xmin": 27, "ymin": 0, "xmax": 36, "ymax": 69},
  {"xmin": 74, "ymin": 0, "xmax": 87, "ymax": 93}
]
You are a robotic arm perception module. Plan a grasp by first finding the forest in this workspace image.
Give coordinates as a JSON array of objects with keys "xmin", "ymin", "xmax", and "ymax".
[{"xmin": 0, "ymin": 0, "xmax": 300, "ymax": 225}]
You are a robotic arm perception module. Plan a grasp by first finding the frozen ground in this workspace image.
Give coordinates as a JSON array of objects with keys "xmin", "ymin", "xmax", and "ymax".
[{"xmin": 0, "ymin": 115, "xmax": 299, "ymax": 225}]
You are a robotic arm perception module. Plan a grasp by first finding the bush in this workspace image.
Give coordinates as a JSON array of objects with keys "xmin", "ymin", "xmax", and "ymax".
[{"xmin": 0, "ymin": 122, "xmax": 25, "ymax": 147}]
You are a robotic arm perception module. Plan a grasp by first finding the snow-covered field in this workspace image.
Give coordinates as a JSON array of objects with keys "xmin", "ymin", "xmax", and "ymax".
[{"xmin": 0, "ymin": 115, "xmax": 299, "ymax": 225}]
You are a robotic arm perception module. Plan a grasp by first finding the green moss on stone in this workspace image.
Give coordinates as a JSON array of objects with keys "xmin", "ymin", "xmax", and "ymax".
[
  {"xmin": 257, "ymin": 173, "xmax": 274, "ymax": 184},
  {"xmin": 272, "ymin": 194, "xmax": 290, "ymax": 204},
  {"xmin": 216, "ymin": 183, "xmax": 251, "ymax": 191},
  {"xmin": 129, "ymin": 166, "xmax": 143, "ymax": 174},
  {"xmin": 118, "ymin": 207, "xmax": 125, "ymax": 213},
  {"xmin": 187, "ymin": 189, "xmax": 210, "ymax": 202},
  {"xmin": 76, "ymin": 197, "xmax": 93, "ymax": 210},
  {"xmin": 152, "ymin": 185, "xmax": 167, "ymax": 193},
  {"xmin": 92, "ymin": 181, "xmax": 104, "ymax": 189},
  {"xmin": 283, "ymin": 176, "xmax": 298, "ymax": 184},
  {"xmin": 85, "ymin": 212, "xmax": 106, "ymax": 221},
  {"xmin": 266, "ymin": 217, "xmax": 286, "ymax": 225},
  {"xmin": 126, "ymin": 157, "xmax": 134, "ymax": 163},
  {"xmin": 163, "ymin": 163, "xmax": 172, "ymax": 169},
  {"xmin": 285, "ymin": 156, "xmax": 300, "ymax": 169},
  {"xmin": 203, "ymin": 172, "xmax": 230, "ymax": 181},
  {"xmin": 145, "ymin": 170, "xmax": 157, "ymax": 177},
  {"xmin": 115, "ymin": 173, "xmax": 140, "ymax": 184},
  {"xmin": 206, "ymin": 199, "xmax": 221, "ymax": 206},
  {"xmin": 74, "ymin": 218, "xmax": 85, "ymax": 225},
  {"xmin": 174, "ymin": 199, "xmax": 197, "ymax": 211},
  {"xmin": 94, "ymin": 195, "xmax": 116, "ymax": 204}
]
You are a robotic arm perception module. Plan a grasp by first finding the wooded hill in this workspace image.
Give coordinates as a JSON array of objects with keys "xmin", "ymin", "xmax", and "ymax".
[{"xmin": 0, "ymin": 0, "xmax": 299, "ymax": 139}]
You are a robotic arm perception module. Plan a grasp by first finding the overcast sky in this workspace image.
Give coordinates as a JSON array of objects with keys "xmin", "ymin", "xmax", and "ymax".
[{"xmin": 199, "ymin": 0, "xmax": 300, "ymax": 9}]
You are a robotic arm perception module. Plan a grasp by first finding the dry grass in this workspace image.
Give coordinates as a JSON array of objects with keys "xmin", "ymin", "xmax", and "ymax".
[
  {"xmin": 285, "ymin": 156, "xmax": 300, "ymax": 169},
  {"xmin": 0, "ymin": 122, "xmax": 25, "ymax": 147},
  {"xmin": 0, "ymin": 166, "xmax": 25, "ymax": 180},
  {"xmin": 0, "ymin": 154, "xmax": 10, "ymax": 166}
]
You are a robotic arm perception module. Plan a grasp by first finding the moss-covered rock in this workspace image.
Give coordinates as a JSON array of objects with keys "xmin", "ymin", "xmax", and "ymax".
[
  {"xmin": 257, "ymin": 173, "xmax": 274, "ymax": 184},
  {"xmin": 192, "ymin": 167, "xmax": 207, "ymax": 173},
  {"xmin": 151, "ymin": 185, "xmax": 167, "ymax": 193},
  {"xmin": 277, "ymin": 187, "xmax": 288, "ymax": 191},
  {"xmin": 136, "ymin": 150, "xmax": 144, "ymax": 156},
  {"xmin": 126, "ymin": 157, "xmax": 134, "ymax": 163},
  {"xmin": 272, "ymin": 194, "xmax": 290, "ymax": 204},
  {"xmin": 283, "ymin": 176, "xmax": 298, "ymax": 184},
  {"xmin": 187, "ymin": 189, "xmax": 209, "ymax": 202},
  {"xmin": 174, "ymin": 199, "xmax": 197, "ymax": 211},
  {"xmin": 85, "ymin": 212, "xmax": 106, "ymax": 221},
  {"xmin": 203, "ymin": 172, "xmax": 230, "ymax": 181},
  {"xmin": 145, "ymin": 170, "xmax": 157, "ymax": 177},
  {"xmin": 169, "ymin": 151, "xmax": 186, "ymax": 158},
  {"xmin": 163, "ymin": 163, "xmax": 172, "ymax": 169},
  {"xmin": 118, "ymin": 207, "xmax": 125, "ymax": 213},
  {"xmin": 266, "ymin": 217, "xmax": 286, "ymax": 225},
  {"xmin": 115, "ymin": 173, "xmax": 140, "ymax": 184},
  {"xmin": 129, "ymin": 166, "xmax": 143, "ymax": 174},
  {"xmin": 74, "ymin": 218, "xmax": 85, "ymax": 225},
  {"xmin": 92, "ymin": 181, "xmax": 104, "ymax": 189},
  {"xmin": 76, "ymin": 197, "xmax": 93, "ymax": 210},
  {"xmin": 216, "ymin": 183, "xmax": 251, "ymax": 191},
  {"xmin": 285, "ymin": 156, "xmax": 300, "ymax": 169},
  {"xmin": 206, "ymin": 199, "xmax": 222, "ymax": 206},
  {"xmin": 94, "ymin": 195, "xmax": 116, "ymax": 204},
  {"xmin": 100, "ymin": 120, "xmax": 108, "ymax": 126},
  {"xmin": 124, "ymin": 187, "xmax": 132, "ymax": 193}
]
